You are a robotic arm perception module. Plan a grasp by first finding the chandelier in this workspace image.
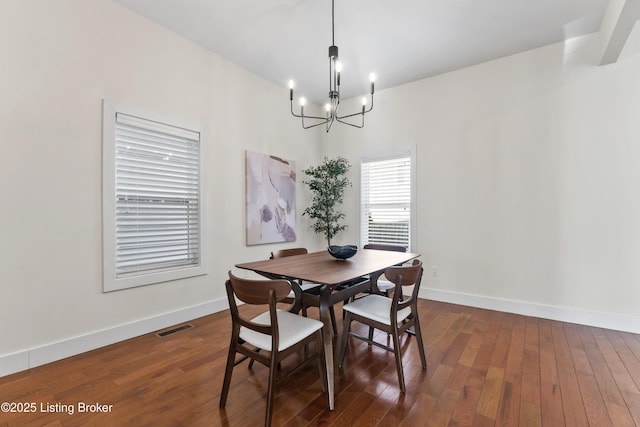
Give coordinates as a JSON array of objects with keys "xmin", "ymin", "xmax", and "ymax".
[{"xmin": 289, "ymin": 0, "xmax": 375, "ymax": 132}]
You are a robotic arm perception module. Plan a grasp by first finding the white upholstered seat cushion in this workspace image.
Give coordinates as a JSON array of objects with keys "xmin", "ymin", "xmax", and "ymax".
[
  {"xmin": 376, "ymin": 281, "xmax": 415, "ymax": 296},
  {"xmin": 342, "ymin": 294, "xmax": 412, "ymax": 325},
  {"xmin": 376, "ymin": 279, "xmax": 395, "ymax": 292},
  {"xmin": 287, "ymin": 282, "xmax": 322, "ymax": 299},
  {"xmin": 240, "ymin": 309, "xmax": 324, "ymax": 351}
]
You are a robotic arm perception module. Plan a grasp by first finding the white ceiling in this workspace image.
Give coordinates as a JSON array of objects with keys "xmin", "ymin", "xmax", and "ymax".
[{"xmin": 114, "ymin": 0, "xmax": 612, "ymax": 104}]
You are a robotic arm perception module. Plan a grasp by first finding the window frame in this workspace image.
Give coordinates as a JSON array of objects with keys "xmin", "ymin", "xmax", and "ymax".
[
  {"xmin": 102, "ymin": 100, "xmax": 206, "ymax": 292},
  {"xmin": 359, "ymin": 147, "xmax": 416, "ymax": 251}
]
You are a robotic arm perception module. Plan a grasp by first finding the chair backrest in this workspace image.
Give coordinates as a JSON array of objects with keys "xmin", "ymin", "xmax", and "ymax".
[
  {"xmin": 365, "ymin": 244, "xmax": 408, "ymax": 282},
  {"xmin": 384, "ymin": 259, "xmax": 423, "ymax": 310},
  {"xmin": 227, "ymin": 271, "xmax": 291, "ymax": 305},
  {"xmin": 270, "ymin": 247, "xmax": 308, "ymax": 259},
  {"xmin": 363, "ymin": 243, "xmax": 407, "ymax": 253},
  {"xmin": 226, "ymin": 271, "xmax": 293, "ymax": 340}
]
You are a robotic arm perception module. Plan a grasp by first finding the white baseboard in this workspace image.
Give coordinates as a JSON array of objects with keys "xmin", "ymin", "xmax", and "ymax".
[
  {"xmin": 419, "ymin": 287, "xmax": 640, "ymax": 334},
  {"xmin": 0, "ymin": 298, "xmax": 229, "ymax": 378}
]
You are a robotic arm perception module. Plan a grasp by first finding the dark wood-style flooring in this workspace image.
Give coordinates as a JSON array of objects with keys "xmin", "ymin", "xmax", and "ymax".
[{"xmin": 1, "ymin": 300, "xmax": 639, "ymax": 426}]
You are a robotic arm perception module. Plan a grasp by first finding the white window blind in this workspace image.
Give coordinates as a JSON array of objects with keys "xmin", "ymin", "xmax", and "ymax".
[
  {"xmin": 115, "ymin": 112, "xmax": 200, "ymax": 276},
  {"xmin": 103, "ymin": 100, "xmax": 205, "ymax": 291},
  {"xmin": 360, "ymin": 154, "xmax": 412, "ymax": 249}
]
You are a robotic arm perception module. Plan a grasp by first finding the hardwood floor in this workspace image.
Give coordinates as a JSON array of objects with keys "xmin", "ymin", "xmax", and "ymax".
[{"xmin": 1, "ymin": 300, "xmax": 639, "ymax": 426}]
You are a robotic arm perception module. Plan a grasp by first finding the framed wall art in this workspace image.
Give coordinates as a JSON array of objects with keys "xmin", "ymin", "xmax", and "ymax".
[{"xmin": 245, "ymin": 150, "xmax": 297, "ymax": 245}]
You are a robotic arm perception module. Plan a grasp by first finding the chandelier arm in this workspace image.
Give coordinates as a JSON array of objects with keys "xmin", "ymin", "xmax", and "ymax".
[
  {"xmin": 335, "ymin": 112, "xmax": 367, "ymax": 120},
  {"xmin": 335, "ymin": 106, "xmax": 372, "ymax": 120},
  {"xmin": 292, "ymin": 111, "xmax": 330, "ymax": 121},
  {"xmin": 325, "ymin": 118, "xmax": 333, "ymax": 132},
  {"xmin": 290, "ymin": 100, "xmax": 328, "ymax": 120},
  {"xmin": 335, "ymin": 96, "xmax": 373, "ymax": 120},
  {"xmin": 332, "ymin": 96, "xmax": 341, "ymax": 116},
  {"xmin": 335, "ymin": 116, "xmax": 364, "ymax": 128},
  {"xmin": 302, "ymin": 117, "xmax": 331, "ymax": 129}
]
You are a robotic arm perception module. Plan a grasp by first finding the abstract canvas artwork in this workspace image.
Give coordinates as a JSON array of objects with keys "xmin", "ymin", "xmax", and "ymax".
[{"xmin": 245, "ymin": 151, "xmax": 297, "ymax": 245}]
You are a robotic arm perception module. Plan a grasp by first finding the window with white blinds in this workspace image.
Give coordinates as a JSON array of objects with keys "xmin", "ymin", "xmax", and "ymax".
[
  {"xmin": 103, "ymin": 101, "xmax": 205, "ymax": 291},
  {"xmin": 360, "ymin": 152, "xmax": 414, "ymax": 250}
]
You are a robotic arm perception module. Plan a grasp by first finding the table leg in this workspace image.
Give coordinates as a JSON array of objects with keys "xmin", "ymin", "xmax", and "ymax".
[{"xmin": 319, "ymin": 285, "xmax": 334, "ymax": 410}]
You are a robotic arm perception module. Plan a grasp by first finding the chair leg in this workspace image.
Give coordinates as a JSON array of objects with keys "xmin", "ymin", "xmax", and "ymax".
[
  {"xmin": 391, "ymin": 327, "xmax": 406, "ymax": 392},
  {"xmin": 337, "ymin": 312, "xmax": 351, "ymax": 368},
  {"xmin": 300, "ymin": 304, "xmax": 311, "ymax": 358},
  {"xmin": 219, "ymin": 344, "xmax": 236, "ymax": 408},
  {"xmin": 315, "ymin": 330, "xmax": 328, "ymax": 393},
  {"xmin": 248, "ymin": 348, "xmax": 259, "ymax": 369},
  {"xmin": 265, "ymin": 354, "xmax": 278, "ymax": 427},
  {"xmin": 329, "ymin": 306, "xmax": 338, "ymax": 335},
  {"xmin": 413, "ymin": 316, "xmax": 427, "ymax": 369},
  {"xmin": 248, "ymin": 349, "xmax": 281, "ymax": 370}
]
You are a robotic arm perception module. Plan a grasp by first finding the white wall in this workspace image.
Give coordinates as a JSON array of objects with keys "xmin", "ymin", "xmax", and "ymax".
[
  {"xmin": 3, "ymin": 1, "xmax": 639, "ymax": 377},
  {"xmin": 0, "ymin": 0, "xmax": 322, "ymax": 373},
  {"xmin": 323, "ymin": 33, "xmax": 640, "ymax": 332}
]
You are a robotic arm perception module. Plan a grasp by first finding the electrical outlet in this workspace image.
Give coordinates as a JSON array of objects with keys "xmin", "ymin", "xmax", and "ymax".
[{"xmin": 431, "ymin": 265, "xmax": 440, "ymax": 278}]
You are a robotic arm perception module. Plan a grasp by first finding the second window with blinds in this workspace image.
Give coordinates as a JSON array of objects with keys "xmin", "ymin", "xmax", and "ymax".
[{"xmin": 360, "ymin": 151, "xmax": 415, "ymax": 251}]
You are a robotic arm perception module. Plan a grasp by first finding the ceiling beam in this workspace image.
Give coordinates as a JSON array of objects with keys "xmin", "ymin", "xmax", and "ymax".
[{"xmin": 599, "ymin": 0, "xmax": 640, "ymax": 65}]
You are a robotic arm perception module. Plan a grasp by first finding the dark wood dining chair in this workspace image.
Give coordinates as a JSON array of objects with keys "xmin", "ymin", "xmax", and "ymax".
[
  {"xmin": 337, "ymin": 259, "xmax": 426, "ymax": 392},
  {"xmin": 271, "ymin": 248, "xmax": 321, "ymax": 309},
  {"xmin": 270, "ymin": 247, "xmax": 339, "ymax": 335},
  {"xmin": 363, "ymin": 243, "xmax": 407, "ymax": 295},
  {"xmin": 344, "ymin": 243, "xmax": 408, "ymax": 307},
  {"xmin": 270, "ymin": 247, "xmax": 310, "ymax": 259},
  {"xmin": 220, "ymin": 271, "xmax": 328, "ymax": 427}
]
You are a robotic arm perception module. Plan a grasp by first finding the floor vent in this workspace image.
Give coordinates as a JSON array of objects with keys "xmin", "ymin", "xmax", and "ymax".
[{"xmin": 156, "ymin": 323, "xmax": 194, "ymax": 338}]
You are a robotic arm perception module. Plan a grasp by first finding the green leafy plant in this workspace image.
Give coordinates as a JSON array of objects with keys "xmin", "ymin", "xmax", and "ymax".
[{"xmin": 302, "ymin": 157, "xmax": 352, "ymax": 246}]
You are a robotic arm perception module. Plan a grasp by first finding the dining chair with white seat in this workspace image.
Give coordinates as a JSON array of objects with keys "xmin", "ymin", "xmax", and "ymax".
[
  {"xmin": 337, "ymin": 259, "xmax": 426, "ymax": 392},
  {"xmin": 362, "ymin": 243, "xmax": 407, "ymax": 295},
  {"xmin": 219, "ymin": 271, "xmax": 328, "ymax": 427}
]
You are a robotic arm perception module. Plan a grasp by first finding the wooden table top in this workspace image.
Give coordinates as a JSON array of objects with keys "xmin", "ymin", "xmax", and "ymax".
[{"xmin": 236, "ymin": 248, "xmax": 420, "ymax": 286}]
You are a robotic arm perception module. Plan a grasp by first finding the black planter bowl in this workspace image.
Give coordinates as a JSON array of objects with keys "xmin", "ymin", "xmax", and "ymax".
[{"xmin": 327, "ymin": 245, "xmax": 358, "ymax": 260}]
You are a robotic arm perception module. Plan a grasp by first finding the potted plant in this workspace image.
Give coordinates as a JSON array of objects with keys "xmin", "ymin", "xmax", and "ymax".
[{"xmin": 302, "ymin": 156, "xmax": 352, "ymax": 246}]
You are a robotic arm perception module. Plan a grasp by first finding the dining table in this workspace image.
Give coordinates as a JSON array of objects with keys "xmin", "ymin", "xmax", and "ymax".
[{"xmin": 235, "ymin": 247, "xmax": 420, "ymax": 410}]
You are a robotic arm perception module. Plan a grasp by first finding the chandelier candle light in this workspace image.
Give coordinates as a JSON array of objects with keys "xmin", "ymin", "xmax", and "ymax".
[{"xmin": 289, "ymin": 0, "xmax": 375, "ymax": 132}]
